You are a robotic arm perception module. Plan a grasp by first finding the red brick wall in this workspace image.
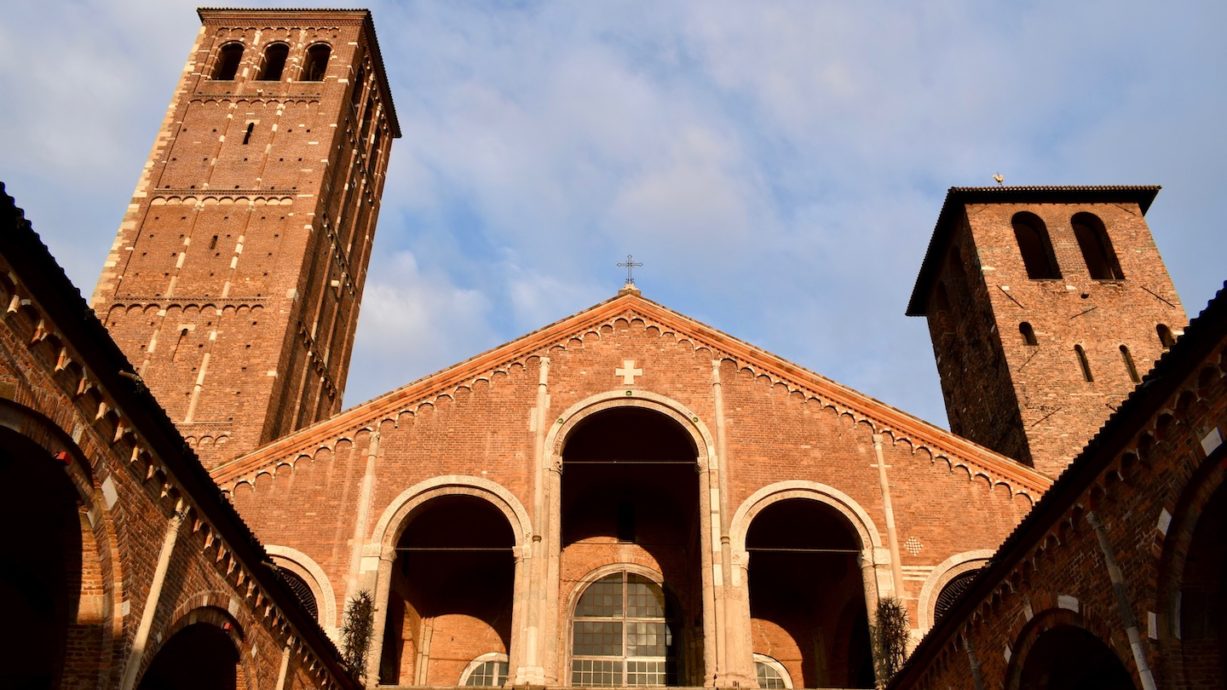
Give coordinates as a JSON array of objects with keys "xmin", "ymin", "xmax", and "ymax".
[{"xmin": 898, "ymin": 337, "xmax": 1227, "ymax": 689}]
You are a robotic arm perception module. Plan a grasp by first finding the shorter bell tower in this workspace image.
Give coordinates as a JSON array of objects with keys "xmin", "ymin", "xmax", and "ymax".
[{"xmin": 908, "ymin": 186, "xmax": 1187, "ymax": 477}]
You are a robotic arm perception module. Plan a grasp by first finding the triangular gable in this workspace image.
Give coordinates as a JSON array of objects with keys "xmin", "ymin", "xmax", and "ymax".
[{"xmin": 212, "ymin": 291, "xmax": 1051, "ymax": 496}]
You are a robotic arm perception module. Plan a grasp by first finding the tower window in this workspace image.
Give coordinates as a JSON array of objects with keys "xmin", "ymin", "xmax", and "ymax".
[
  {"xmin": 1011, "ymin": 212, "xmax": 1061, "ymax": 279},
  {"xmin": 1157, "ymin": 324, "xmax": 1176, "ymax": 349},
  {"xmin": 1074, "ymin": 345, "xmax": 1093, "ymax": 382},
  {"xmin": 302, "ymin": 44, "xmax": 331, "ymax": 81},
  {"xmin": 241, "ymin": 122, "xmax": 254, "ymax": 145},
  {"xmin": 1072, "ymin": 213, "xmax": 1124, "ymax": 280},
  {"xmin": 213, "ymin": 43, "xmax": 244, "ymax": 81},
  {"xmin": 351, "ymin": 66, "xmax": 366, "ymax": 109},
  {"xmin": 1019, "ymin": 322, "xmax": 1038, "ymax": 346},
  {"xmin": 1120, "ymin": 345, "xmax": 1141, "ymax": 383},
  {"xmin": 257, "ymin": 43, "xmax": 289, "ymax": 81}
]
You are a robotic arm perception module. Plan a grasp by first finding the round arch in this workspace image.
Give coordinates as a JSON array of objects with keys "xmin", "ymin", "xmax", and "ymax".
[
  {"xmin": 1155, "ymin": 442, "xmax": 1227, "ymax": 686},
  {"xmin": 367, "ymin": 476, "xmax": 532, "ymax": 686},
  {"xmin": 372, "ymin": 475, "xmax": 534, "ymax": 558},
  {"xmin": 136, "ymin": 605, "xmax": 245, "ymax": 690},
  {"xmin": 546, "ymin": 390, "xmax": 716, "ymax": 471},
  {"xmin": 729, "ymin": 480, "xmax": 885, "ymax": 555},
  {"xmin": 264, "ymin": 544, "xmax": 339, "ymax": 638},
  {"xmin": 916, "ymin": 550, "xmax": 994, "ymax": 631},
  {"xmin": 1004, "ymin": 607, "xmax": 1136, "ymax": 690},
  {"xmin": 539, "ymin": 389, "xmax": 721, "ymax": 686},
  {"xmin": 0, "ymin": 398, "xmax": 121, "ymax": 687}
]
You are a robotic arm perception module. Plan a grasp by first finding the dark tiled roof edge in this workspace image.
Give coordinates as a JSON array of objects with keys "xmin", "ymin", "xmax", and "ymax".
[
  {"xmin": 905, "ymin": 185, "xmax": 1161, "ymax": 316},
  {"xmin": 890, "ymin": 277, "xmax": 1227, "ymax": 689},
  {"xmin": 0, "ymin": 182, "xmax": 360, "ymax": 689}
]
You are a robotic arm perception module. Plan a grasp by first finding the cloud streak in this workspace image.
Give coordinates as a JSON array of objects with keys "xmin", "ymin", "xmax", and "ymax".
[{"xmin": 1, "ymin": 0, "xmax": 1223, "ymax": 428}]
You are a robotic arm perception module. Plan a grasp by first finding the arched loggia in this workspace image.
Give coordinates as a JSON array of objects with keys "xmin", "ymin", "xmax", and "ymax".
[
  {"xmin": 378, "ymin": 494, "xmax": 517, "ymax": 685},
  {"xmin": 1014, "ymin": 622, "xmax": 1136, "ymax": 690},
  {"xmin": 745, "ymin": 498, "xmax": 876, "ymax": 688},
  {"xmin": 138, "ymin": 615, "xmax": 242, "ymax": 690},
  {"xmin": 559, "ymin": 406, "xmax": 704, "ymax": 686}
]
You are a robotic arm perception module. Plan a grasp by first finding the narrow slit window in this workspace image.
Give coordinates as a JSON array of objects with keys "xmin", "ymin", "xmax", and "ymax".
[
  {"xmin": 241, "ymin": 123, "xmax": 254, "ymax": 145},
  {"xmin": 1072, "ymin": 212, "xmax": 1124, "ymax": 280},
  {"xmin": 1157, "ymin": 324, "xmax": 1176, "ymax": 349},
  {"xmin": 351, "ymin": 66, "xmax": 366, "ymax": 109},
  {"xmin": 1075, "ymin": 345, "xmax": 1093, "ymax": 382},
  {"xmin": 171, "ymin": 328, "xmax": 189, "ymax": 363},
  {"xmin": 1019, "ymin": 322, "xmax": 1038, "ymax": 346},
  {"xmin": 257, "ymin": 43, "xmax": 289, "ymax": 81},
  {"xmin": 208, "ymin": 235, "xmax": 219, "ymax": 250},
  {"xmin": 1120, "ymin": 345, "xmax": 1140, "ymax": 383},
  {"xmin": 1011, "ymin": 212, "xmax": 1061, "ymax": 279},
  {"xmin": 301, "ymin": 44, "xmax": 331, "ymax": 82},
  {"xmin": 213, "ymin": 43, "xmax": 244, "ymax": 81}
]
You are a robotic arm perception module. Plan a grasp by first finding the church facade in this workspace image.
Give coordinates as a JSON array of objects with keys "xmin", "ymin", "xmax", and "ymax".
[{"xmin": 1, "ymin": 7, "xmax": 1223, "ymax": 690}]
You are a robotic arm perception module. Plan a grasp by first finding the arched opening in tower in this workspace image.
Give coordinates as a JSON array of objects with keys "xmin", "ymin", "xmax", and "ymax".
[
  {"xmin": 138, "ymin": 621, "xmax": 240, "ymax": 690},
  {"xmin": 379, "ymin": 495, "xmax": 516, "ymax": 686},
  {"xmin": 746, "ymin": 499, "xmax": 875, "ymax": 689},
  {"xmin": 1179, "ymin": 478, "xmax": 1227, "ymax": 681},
  {"xmin": 1016, "ymin": 624, "xmax": 1136, "ymax": 690},
  {"xmin": 0, "ymin": 429, "xmax": 84, "ymax": 688},
  {"xmin": 560, "ymin": 407, "xmax": 702, "ymax": 686}
]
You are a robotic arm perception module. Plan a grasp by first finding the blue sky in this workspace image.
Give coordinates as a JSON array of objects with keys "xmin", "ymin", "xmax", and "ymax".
[{"xmin": 1, "ymin": 1, "xmax": 1223, "ymax": 428}]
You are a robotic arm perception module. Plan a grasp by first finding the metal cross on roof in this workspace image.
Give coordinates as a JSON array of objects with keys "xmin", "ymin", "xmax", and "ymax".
[{"xmin": 617, "ymin": 254, "xmax": 643, "ymax": 286}]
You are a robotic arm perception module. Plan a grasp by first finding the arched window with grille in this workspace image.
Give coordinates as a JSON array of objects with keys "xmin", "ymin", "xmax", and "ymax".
[
  {"xmin": 1072, "ymin": 212, "xmax": 1124, "ymax": 280},
  {"xmin": 460, "ymin": 654, "xmax": 509, "ymax": 687},
  {"xmin": 934, "ymin": 569, "xmax": 982, "ymax": 624},
  {"xmin": 213, "ymin": 43, "xmax": 244, "ymax": 81},
  {"xmin": 754, "ymin": 654, "xmax": 793, "ymax": 689},
  {"xmin": 1011, "ymin": 212, "xmax": 1061, "ymax": 279},
  {"xmin": 257, "ymin": 43, "xmax": 289, "ymax": 81},
  {"xmin": 1157, "ymin": 323, "xmax": 1176, "ymax": 349},
  {"xmin": 276, "ymin": 569, "xmax": 318, "ymax": 621},
  {"xmin": 301, "ymin": 43, "xmax": 331, "ymax": 82},
  {"xmin": 571, "ymin": 571, "xmax": 675, "ymax": 687}
]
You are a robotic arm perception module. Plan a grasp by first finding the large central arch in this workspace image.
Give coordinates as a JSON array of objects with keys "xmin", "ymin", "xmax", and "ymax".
[{"xmin": 540, "ymin": 391, "xmax": 720, "ymax": 687}]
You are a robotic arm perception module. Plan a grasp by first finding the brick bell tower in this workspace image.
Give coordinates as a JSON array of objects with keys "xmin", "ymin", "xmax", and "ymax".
[
  {"xmin": 908, "ymin": 186, "xmax": 1187, "ymax": 477},
  {"xmin": 91, "ymin": 8, "xmax": 399, "ymax": 468}
]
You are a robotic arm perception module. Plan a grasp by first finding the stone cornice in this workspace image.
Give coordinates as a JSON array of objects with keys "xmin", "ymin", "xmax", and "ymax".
[{"xmin": 213, "ymin": 293, "xmax": 1052, "ymax": 497}]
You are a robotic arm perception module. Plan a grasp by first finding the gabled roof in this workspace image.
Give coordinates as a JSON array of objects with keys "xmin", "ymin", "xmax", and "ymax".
[
  {"xmin": 213, "ymin": 290, "xmax": 1051, "ymax": 495},
  {"xmin": 906, "ymin": 185, "xmax": 1161, "ymax": 316}
]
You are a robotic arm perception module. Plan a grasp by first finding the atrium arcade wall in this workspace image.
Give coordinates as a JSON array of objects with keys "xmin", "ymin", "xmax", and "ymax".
[
  {"xmin": 215, "ymin": 298, "xmax": 1050, "ymax": 688},
  {"xmin": 0, "ymin": 186, "xmax": 354, "ymax": 690},
  {"xmin": 891, "ymin": 285, "xmax": 1227, "ymax": 690}
]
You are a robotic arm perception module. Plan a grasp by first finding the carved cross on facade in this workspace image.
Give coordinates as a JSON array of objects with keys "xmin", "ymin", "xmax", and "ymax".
[{"xmin": 616, "ymin": 359, "xmax": 643, "ymax": 385}]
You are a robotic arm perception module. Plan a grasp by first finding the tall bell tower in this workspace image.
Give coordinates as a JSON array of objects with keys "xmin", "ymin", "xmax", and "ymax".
[
  {"xmin": 92, "ymin": 9, "xmax": 399, "ymax": 468},
  {"xmin": 908, "ymin": 186, "xmax": 1187, "ymax": 477}
]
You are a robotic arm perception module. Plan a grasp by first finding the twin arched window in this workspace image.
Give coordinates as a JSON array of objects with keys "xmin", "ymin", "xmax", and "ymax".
[{"xmin": 1011, "ymin": 211, "xmax": 1125, "ymax": 281}]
